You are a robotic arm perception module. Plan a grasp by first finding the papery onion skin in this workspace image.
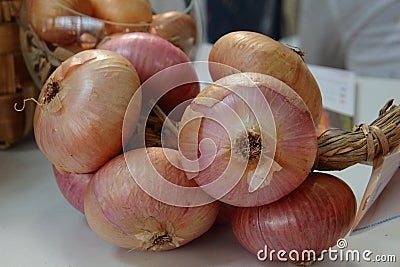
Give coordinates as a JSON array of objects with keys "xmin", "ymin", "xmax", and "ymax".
[
  {"xmin": 232, "ymin": 172, "xmax": 357, "ymax": 265},
  {"xmin": 27, "ymin": 0, "xmax": 93, "ymax": 45},
  {"xmin": 208, "ymin": 31, "xmax": 322, "ymax": 125},
  {"xmin": 149, "ymin": 11, "xmax": 197, "ymax": 59},
  {"xmin": 34, "ymin": 49, "xmax": 141, "ymax": 174},
  {"xmin": 52, "ymin": 165, "xmax": 92, "ymax": 214},
  {"xmin": 84, "ymin": 147, "xmax": 220, "ymax": 251},
  {"xmin": 178, "ymin": 72, "xmax": 317, "ymax": 207},
  {"xmin": 98, "ymin": 32, "xmax": 200, "ymax": 116}
]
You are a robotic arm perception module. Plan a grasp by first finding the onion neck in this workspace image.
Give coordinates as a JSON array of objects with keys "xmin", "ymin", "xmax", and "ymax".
[
  {"xmin": 134, "ymin": 218, "xmax": 184, "ymax": 251},
  {"xmin": 151, "ymin": 232, "xmax": 173, "ymax": 247},
  {"xmin": 232, "ymin": 128, "xmax": 262, "ymax": 164},
  {"xmin": 42, "ymin": 80, "xmax": 60, "ymax": 105}
]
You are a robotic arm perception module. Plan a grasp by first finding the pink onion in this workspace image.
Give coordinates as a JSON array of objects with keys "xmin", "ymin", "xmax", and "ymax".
[
  {"xmin": 52, "ymin": 165, "xmax": 92, "ymax": 213},
  {"xmin": 209, "ymin": 31, "xmax": 323, "ymax": 125},
  {"xmin": 84, "ymin": 147, "xmax": 220, "ymax": 251},
  {"xmin": 149, "ymin": 11, "xmax": 198, "ymax": 58},
  {"xmin": 97, "ymin": 32, "xmax": 200, "ymax": 116},
  {"xmin": 178, "ymin": 72, "xmax": 317, "ymax": 207},
  {"xmin": 34, "ymin": 49, "xmax": 141, "ymax": 174},
  {"xmin": 232, "ymin": 172, "xmax": 357, "ymax": 265}
]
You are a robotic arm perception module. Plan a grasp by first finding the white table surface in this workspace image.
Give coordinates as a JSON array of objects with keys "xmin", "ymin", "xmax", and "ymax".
[{"xmin": 1, "ymin": 44, "xmax": 399, "ymax": 266}]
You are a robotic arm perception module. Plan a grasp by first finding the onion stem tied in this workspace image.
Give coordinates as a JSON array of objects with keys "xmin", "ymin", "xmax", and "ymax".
[{"xmin": 315, "ymin": 99, "xmax": 400, "ymax": 171}]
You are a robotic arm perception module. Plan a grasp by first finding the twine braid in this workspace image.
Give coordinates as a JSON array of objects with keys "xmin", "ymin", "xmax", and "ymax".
[{"xmin": 315, "ymin": 99, "xmax": 400, "ymax": 171}]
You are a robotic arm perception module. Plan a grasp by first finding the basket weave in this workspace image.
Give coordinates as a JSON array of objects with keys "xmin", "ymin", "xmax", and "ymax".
[{"xmin": 0, "ymin": 0, "xmax": 38, "ymax": 149}]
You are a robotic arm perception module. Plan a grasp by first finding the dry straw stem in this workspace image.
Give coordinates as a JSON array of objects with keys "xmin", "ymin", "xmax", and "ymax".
[
  {"xmin": 131, "ymin": 102, "xmax": 179, "ymax": 149},
  {"xmin": 315, "ymin": 99, "xmax": 400, "ymax": 171}
]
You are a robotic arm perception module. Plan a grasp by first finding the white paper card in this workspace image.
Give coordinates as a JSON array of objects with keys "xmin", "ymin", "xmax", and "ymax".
[
  {"xmin": 350, "ymin": 146, "xmax": 400, "ymax": 235},
  {"xmin": 308, "ymin": 64, "xmax": 356, "ymax": 117}
]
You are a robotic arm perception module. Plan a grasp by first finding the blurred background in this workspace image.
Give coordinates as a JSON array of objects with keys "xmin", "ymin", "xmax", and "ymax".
[
  {"xmin": 203, "ymin": 0, "xmax": 293, "ymax": 43},
  {"xmin": 202, "ymin": 0, "xmax": 400, "ymax": 79}
]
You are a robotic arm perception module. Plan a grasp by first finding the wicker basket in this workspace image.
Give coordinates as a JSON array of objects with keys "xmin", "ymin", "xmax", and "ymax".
[{"xmin": 0, "ymin": 0, "xmax": 38, "ymax": 149}]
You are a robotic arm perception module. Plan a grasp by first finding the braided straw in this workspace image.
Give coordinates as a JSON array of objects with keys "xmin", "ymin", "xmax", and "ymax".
[{"xmin": 315, "ymin": 99, "xmax": 400, "ymax": 171}]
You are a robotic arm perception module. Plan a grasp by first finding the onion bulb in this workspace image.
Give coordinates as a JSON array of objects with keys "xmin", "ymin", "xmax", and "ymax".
[
  {"xmin": 178, "ymin": 72, "xmax": 317, "ymax": 207},
  {"xmin": 89, "ymin": 0, "xmax": 153, "ymax": 34},
  {"xmin": 34, "ymin": 49, "xmax": 141, "ymax": 174},
  {"xmin": 98, "ymin": 32, "xmax": 200, "ymax": 116},
  {"xmin": 27, "ymin": 0, "xmax": 93, "ymax": 45},
  {"xmin": 52, "ymin": 165, "xmax": 92, "ymax": 214},
  {"xmin": 232, "ymin": 172, "xmax": 357, "ymax": 265},
  {"xmin": 149, "ymin": 11, "xmax": 197, "ymax": 58},
  {"xmin": 84, "ymin": 147, "xmax": 220, "ymax": 251},
  {"xmin": 208, "ymin": 31, "xmax": 323, "ymax": 125}
]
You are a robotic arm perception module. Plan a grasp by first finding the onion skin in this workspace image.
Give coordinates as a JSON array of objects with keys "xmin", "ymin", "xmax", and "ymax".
[
  {"xmin": 149, "ymin": 11, "xmax": 197, "ymax": 58},
  {"xmin": 34, "ymin": 49, "xmax": 141, "ymax": 174},
  {"xmin": 27, "ymin": 0, "xmax": 93, "ymax": 45},
  {"xmin": 84, "ymin": 147, "xmax": 220, "ymax": 251},
  {"xmin": 178, "ymin": 72, "xmax": 317, "ymax": 207},
  {"xmin": 98, "ymin": 32, "xmax": 200, "ymax": 115},
  {"xmin": 232, "ymin": 172, "xmax": 357, "ymax": 265},
  {"xmin": 52, "ymin": 165, "xmax": 92, "ymax": 214},
  {"xmin": 208, "ymin": 31, "xmax": 322, "ymax": 125}
]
